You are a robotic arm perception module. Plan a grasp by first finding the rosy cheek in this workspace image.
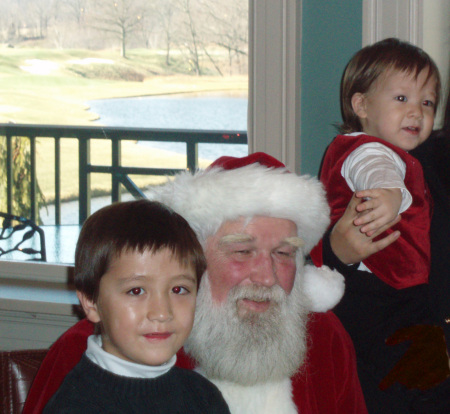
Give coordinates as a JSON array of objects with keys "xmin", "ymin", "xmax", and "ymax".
[
  {"xmin": 209, "ymin": 260, "xmax": 250, "ymax": 303},
  {"xmin": 226, "ymin": 260, "xmax": 254, "ymax": 283},
  {"xmin": 277, "ymin": 263, "xmax": 296, "ymax": 293}
]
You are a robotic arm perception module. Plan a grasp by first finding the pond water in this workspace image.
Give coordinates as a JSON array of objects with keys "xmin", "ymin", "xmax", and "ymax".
[{"xmin": 88, "ymin": 93, "xmax": 249, "ymax": 160}]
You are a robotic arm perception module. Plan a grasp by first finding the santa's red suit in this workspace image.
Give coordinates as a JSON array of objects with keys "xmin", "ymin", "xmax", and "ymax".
[{"xmin": 24, "ymin": 312, "xmax": 367, "ymax": 414}]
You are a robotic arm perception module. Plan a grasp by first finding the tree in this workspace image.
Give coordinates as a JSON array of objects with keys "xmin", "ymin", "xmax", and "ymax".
[
  {"xmin": 64, "ymin": 0, "xmax": 88, "ymax": 25},
  {"xmin": 0, "ymin": 137, "xmax": 45, "ymax": 222},
  {"xmin": 29, "ymin": 0, "xmax": 58, "ymax": 39},
  {"xmin": 156, "ymin": 0, "xmax": 177, "ymax": 65},
  {"xmin": 171, "ymin": 0, "xmax": 248, "ymax": 76},
  {"xmin": 176, "ymin": 0, "xmax": 203, "ymax": 75},
  {"xmin": 0, "ymin": 0, "xmax": 248, "ymax": 75},
  {"xmin": 87, "ymin": 0, "xmax": 151, "ymax": 58},
  {"xmin": 203, "ymin": 0, "xmax": 248, "ymax": 75}
]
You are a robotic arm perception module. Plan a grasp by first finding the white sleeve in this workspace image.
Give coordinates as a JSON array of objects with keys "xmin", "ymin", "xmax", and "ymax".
[{"xmin": 341, "ymin": 142, "xmax": 412, "ymax": 213}]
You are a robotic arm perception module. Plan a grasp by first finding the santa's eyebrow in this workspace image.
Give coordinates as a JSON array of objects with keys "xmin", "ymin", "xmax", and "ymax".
[
  {"xmin": 282, "ymin": 237, "xmax": 305, "ymax": 248},
  {"xmin": 219, "ymin": 234, "xmax": 254, "ymax": 245},
  {"xmin": 218, "ymin": 234, "xmax": 304, "ymax": 248}
]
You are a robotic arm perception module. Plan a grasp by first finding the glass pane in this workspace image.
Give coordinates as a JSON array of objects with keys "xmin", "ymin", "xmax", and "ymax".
[{"xmin": 0, "ymin": 0, "xmax": 249, "ymax": 264}]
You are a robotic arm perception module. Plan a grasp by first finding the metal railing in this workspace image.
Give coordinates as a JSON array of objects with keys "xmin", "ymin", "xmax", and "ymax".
[{"xmin": 1, "ymin": 124, "xmax": 247, "ymax": 225}]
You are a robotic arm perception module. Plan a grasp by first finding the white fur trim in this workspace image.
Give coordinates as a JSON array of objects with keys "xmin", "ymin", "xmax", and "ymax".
[
  {"xmin": 303, "ymin": 264, "xmax": 345, "ymax": 312},
  {"xmin": 208, "ymin": 377, "xmax": 297, "ymax": 414},
  {"xmin": 150, "ymin": 163, "xmax": 330, "ymax": 254}
]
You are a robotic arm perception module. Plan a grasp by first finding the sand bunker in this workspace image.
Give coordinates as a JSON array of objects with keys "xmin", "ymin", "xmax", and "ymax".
[{"xmin": 20, "ymin": 59, "xmax": 60, "ymax": 75}]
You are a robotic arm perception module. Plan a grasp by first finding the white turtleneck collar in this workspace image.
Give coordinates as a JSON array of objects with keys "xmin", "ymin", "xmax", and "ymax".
[{"xmin": 85, "ymin": 335, "xmax": 176, "ymax": 378}]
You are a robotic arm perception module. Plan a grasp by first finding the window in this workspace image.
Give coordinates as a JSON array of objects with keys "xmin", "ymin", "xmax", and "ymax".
[{"xmin": 1, "ymin": 0, "xmax": 253, "ymax": 268}]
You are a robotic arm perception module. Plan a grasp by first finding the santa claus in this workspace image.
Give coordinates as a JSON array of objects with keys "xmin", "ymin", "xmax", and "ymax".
[{"xmin": 24, "ymin": 153, "xmax": 367, "ymax": 414}]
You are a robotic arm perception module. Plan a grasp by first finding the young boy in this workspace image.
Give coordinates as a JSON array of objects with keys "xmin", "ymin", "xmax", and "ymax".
[
  {"xmin": 311, "ymin": 38, "xmax": 443, "ymax": 412},
  {"xmin": 43, "ymin": 200, "xmax": 230, "ymax": 413}
]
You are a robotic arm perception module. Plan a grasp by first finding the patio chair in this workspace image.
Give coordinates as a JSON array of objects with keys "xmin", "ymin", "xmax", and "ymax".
[{"xmin": 0, "ymin": 212, "xmax": 47, "ymax": 262}]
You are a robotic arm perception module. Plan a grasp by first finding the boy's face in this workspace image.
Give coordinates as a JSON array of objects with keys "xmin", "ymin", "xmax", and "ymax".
[
  {"xmin": 353, "ymin": 68, "xmax": 437, "ymax": 151},
  {"xmin": 78, "ymin": 248, "xmax": 197, "ymax": 366}
]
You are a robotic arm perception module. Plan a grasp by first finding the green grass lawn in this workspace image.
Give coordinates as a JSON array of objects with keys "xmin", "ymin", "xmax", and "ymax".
[
  {"xmin": 0, "ymin": 47, "xmax": 247, "ymax": 202},
  {"xmin": 0, "ymin": 47, "xmax": 247, "ymax": 125}
]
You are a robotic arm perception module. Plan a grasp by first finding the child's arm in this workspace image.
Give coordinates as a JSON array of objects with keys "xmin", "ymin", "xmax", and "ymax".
[
  {"xmin": 353, "ymin": 187, "xmax": 402, "ymax": 236},
  {"xmin": 341, "ymin": 142, "xmax": 412, "ymax": 236}
]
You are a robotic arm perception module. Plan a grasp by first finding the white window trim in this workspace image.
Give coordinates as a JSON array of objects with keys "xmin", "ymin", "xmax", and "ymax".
[
  {"xmin": 248, "ymin": 0, "xmax": 302, "ymax": 173},
  {"xmin": 362, "ymin": 0, "xmax": 424, "ymax": 46},
  {"xmin": 0, "ymin": 260, "xmax": 72, "ymax": 283}
]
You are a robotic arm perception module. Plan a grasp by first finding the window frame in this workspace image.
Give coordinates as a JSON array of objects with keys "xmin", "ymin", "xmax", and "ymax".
[
  {"xmin": 0, "ymin": 0, "xmax": 303, "ymax": 282},
  {"xmin": 248, "ymin": 0, "xmax": 303, "ymax": 173}
]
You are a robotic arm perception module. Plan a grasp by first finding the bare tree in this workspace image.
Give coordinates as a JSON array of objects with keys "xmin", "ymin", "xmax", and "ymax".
[
  {"xmin": 172, "ymin": 0, "xmax": 247, "ymax": 76},
  {"xmin": 86, "ymin": 0, "xmax": 151, "ymax": 58},
  {"xmin": 0, "ymin": 0, "xmax": 248, "ymax": 75},
  {"xmin": 0, "ymin": 1, "xmax": 12, "ymax": 42},
  {"xmin": 29, "ymin": 0, "xmax": 62, "ymax": 39},
  {"xmin": 64, "ymin": 0, "xmax": 88, "ymax": 25},
  {"xmin": 156, "ymin": 0, "xmax": 178, "ymax": 65},
  {"xmin": 203, "ymin": 0, "xmax": 248, "ymax": 75},
  {"xmin": 176, "ymin": 0, "xmax": 203, "ymax": 75},
  {"xmin": 2, "ymin": 0, "xmax": 31, "ymax": 41}
]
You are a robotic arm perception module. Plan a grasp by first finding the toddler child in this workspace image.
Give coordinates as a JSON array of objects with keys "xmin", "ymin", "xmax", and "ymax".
[
  {"xmin": 43, "ymin": 200, "xmax": 230, "ymax": 413},
  {"xmin": 311, "ymin": 38, "xmax": 443, "ymax": 413},
  {"xmin": 314, "ymin": 37, "xmax": 440, "ymax": 289}
]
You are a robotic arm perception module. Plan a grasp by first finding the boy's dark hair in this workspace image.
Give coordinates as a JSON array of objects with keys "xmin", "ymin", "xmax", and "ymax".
[
  {"xmin": 75, "ymin": 199, "xmax": 207, "ymax": 302},
  {"xmin": 340, "ymin": 37, "xmax": 441, "ymax": 134}
]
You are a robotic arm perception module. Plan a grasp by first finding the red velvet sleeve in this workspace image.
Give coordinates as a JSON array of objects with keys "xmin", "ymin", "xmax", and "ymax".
[
  {"xmin": 23, "ymin": 318, "xmax": 94, "ymax": 414},
  {"xmin": 292, "ymin": 311, "xmax": 368, "ymax": 413}
]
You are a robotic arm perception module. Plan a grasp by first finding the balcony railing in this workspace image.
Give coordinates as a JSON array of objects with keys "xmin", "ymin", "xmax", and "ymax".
[{"xmin": 1, "ymin": 124, "xmax": 247, "ymax": 225}]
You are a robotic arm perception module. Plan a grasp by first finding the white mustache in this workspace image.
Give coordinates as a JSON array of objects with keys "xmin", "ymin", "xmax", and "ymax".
[{"xmin": 228, "ymin": 284, "xmax": 287, "ymax": 305}]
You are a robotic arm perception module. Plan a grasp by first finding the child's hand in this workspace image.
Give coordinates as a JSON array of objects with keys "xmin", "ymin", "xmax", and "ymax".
[
  {"xmin": 353, "ymin": 188, "xmax": 402, "ymax": 236},
  {"xmin": 330, "ymin": 194, "xmax": 401, "ymax": 264}
]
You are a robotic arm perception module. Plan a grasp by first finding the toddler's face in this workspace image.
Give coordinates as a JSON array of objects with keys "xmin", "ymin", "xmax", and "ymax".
[
  {"xmin": 354, "ymin": 67, "xmax": 437, "ymax": 151},
  {"xmin": 85, "ymin": 248, "xmax": 197, "ymax": 366}
]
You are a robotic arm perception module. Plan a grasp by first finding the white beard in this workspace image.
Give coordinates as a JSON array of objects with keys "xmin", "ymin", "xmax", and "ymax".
[
  {"xmin": 184, "ymin": 272, "xmax": 310, "ymax": 386},
  {"xmin": 205, "ymin": 378, "xmax": 298, "ymax": 414}
]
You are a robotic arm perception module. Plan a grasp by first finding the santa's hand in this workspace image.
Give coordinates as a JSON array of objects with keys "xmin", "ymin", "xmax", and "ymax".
[
  {"xmin": 330, "ymin": 193, "xmax": 401, "ymax": 264},
  {"xmin": 379, "ymin": 325, "xmax": 450, "ymax": 391}
]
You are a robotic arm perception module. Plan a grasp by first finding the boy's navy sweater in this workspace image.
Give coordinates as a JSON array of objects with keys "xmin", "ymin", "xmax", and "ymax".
[{"xmin": 43, "ymin": 354, "xmax": 231, "ymax": 413}]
